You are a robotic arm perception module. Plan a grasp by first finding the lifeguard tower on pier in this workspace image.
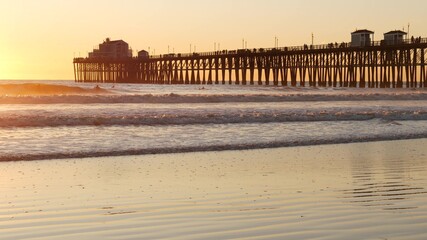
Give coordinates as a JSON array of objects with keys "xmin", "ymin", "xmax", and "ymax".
[
  {"xmin": 351, "ymin": 29, "xmax": 374, "ymax": 47},
  {"xmin": 384, "ymin": 30, "xmax": 407, "ymax": 45}
]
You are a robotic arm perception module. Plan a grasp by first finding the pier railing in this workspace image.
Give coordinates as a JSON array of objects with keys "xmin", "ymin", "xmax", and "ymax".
[
  {"xmin": 144, "ymin": 37, "xmax": 427, "ymax": 59},
  {"xmin": 73, "ymin": 38, "xmax": 427, "ymax": 61}
]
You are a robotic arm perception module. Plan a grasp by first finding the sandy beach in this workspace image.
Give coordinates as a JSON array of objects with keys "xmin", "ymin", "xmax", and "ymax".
[
  {"xmin": 3, "ymin": 0, "xmax": 427, "ymax": 239},
  {"xmin": 1, "ymin": 139, "xmax": 427, "ymax": 239}
]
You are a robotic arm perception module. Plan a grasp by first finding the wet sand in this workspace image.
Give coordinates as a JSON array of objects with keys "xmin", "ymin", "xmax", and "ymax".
[{"xmin": 1, "ymin": 139, "xmax": 427, "ymax": 239}]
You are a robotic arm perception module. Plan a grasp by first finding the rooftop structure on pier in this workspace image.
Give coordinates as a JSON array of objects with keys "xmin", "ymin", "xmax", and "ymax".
[
  {"xmin": 88, "ymin": 38, "xmax": 132, "ymax": 59},
  {"xmin": 138, "ymin": 50, "xmax": 149, "ymax": 59},
  {"xmin": 384, "ymin": 30, "xmax": 407, "ymax": 45},
  {"xmin": 351, "ymin": 29, "xmax": 374, "ymax": 47}
]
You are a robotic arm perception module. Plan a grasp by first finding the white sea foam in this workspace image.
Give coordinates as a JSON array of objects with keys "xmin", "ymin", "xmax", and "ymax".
[
  {"xmin": 1, "ymin": 81, "xmax": 427, "ymax": 104},
  {"xmin": 1, "ymin": 121, "xmax": 427, "ymax": 161},
  {"xmin": 1, "ymin": 91, "xmax": 427, "ymax": 104},
  {"xmin": 0, "ymin": 101, "xmax": 426, "ymax": 128}
]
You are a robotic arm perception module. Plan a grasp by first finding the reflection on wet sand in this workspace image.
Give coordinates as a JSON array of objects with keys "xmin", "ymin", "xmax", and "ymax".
[{"xmin": 341, "ymin": 140, "xmax": 427, "ymax": 211}]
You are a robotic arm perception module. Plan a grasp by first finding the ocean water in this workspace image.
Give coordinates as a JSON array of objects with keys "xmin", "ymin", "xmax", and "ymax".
[
  {"xmin": 2, "ymin": 81, "xmax": 427, "ymax": 239},
  {"xmin": 1, "ymin": 80, "xmax": 427, "ymax": 161}
]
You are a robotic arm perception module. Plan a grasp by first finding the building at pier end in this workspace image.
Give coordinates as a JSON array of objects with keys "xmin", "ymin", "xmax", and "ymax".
[{"xmin": 88, "ymin": 38, "xmax": 132, "ymax": 59}]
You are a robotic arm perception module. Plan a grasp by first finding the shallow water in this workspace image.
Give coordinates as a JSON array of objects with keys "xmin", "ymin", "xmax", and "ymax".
[
  {"xmin": 1, "ymin": 120, "xmax": 427, "ymax": 161},
  {"xmin": 1, "ymin": 139, "xmax": 426, "ymax": 239}
]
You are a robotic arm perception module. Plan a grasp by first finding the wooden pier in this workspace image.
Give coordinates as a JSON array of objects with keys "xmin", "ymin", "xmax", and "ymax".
[{"xmin": 74, "ymin": 39, "xmax": 427, "ymax": 88}]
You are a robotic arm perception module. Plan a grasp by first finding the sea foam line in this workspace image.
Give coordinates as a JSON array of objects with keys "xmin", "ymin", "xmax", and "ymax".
[
  {"xmin": 1, "ymin": 92, "xmax": 427, "ymax": 104},
  {"xmin": 2, "ymin": 133, "xmax": 427, "ymax": 162},
  {"xmin": 0, "ymin": 109, "xmax": 426, "ymax": 128}
]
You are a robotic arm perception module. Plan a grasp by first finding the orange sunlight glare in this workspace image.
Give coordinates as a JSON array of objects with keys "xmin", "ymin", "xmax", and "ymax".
[
  {"xmin": 0, "ymin": 84, "xmax": 110, "ymax": 96},
  {"xmin": 0, "ymin": 57, "xmax": 10, "ymax": 80}
]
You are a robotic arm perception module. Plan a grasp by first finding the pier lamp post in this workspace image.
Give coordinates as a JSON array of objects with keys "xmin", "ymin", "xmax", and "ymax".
[
  {"xmin": 242, "ymin": 39, "xmax": 248, "ymax": 49},
  {"xmin": 408, "ymin": 23, "xmax": 410, "ymax": 40},
  {"xmin": 214, "ymin": 42, "xmax": 220, "ymax": 52},
  {"xmin": 311, "ymin": 33, "xmax": 314, "ymax": 46}
]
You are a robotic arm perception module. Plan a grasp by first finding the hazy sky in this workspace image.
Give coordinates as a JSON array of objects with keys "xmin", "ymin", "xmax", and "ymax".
[{"xmin": 1, "ymin": 0, "xmax": 426, "ymax": 80}]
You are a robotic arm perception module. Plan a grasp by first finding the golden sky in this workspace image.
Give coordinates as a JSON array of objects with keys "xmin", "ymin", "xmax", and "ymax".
[{"xmin": 1, "ymin": 0, "xmax": 426, "ymax": 80}]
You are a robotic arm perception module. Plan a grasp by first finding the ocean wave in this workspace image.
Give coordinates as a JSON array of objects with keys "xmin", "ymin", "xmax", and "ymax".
[
  {"xmin": 1, "ymin": 91, "xmax": 427, "ymax": 104},
  {"xmin": 0, "ymin": 83, "xmax": 110, "ymax": 97},
  {"xmin": 0, "ymin": 108, "xmax": 426, "ymax": 128},
  {"xmin": 2, "ymin": 132, "xmax": 427, "ymax": 162}
]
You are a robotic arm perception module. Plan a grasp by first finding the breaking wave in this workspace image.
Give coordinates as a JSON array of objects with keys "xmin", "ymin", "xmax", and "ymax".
[
  {"xmin": 0, "ymin": 83, "xmax": 110, "ymax": 97},
  {"xmin": 2, "ymin": 122, "xmax": 427, "ymax": 162},
  {"xmin": 0, "ymin": 103, "xmax": 426, "ymax": 128},
  {"xmin": 1, "ymin": 91, "xmax": 427, "ymax": 104}
]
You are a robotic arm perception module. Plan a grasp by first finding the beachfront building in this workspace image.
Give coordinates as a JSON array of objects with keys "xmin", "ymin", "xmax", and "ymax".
[
  {"xmin": 138, "ymin": 50, "xmax": 149, "ymax": 59},
  {"xmin": 88, "ymin": 38, "xmax": 132, "ymax": 59},
  {"xmin": 351, "ymin": 29, "xmax": 374, "ymax": 47},
  {"xmin": 384, "ymin": 30, "xmax": 407, "ymax": 45}
]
